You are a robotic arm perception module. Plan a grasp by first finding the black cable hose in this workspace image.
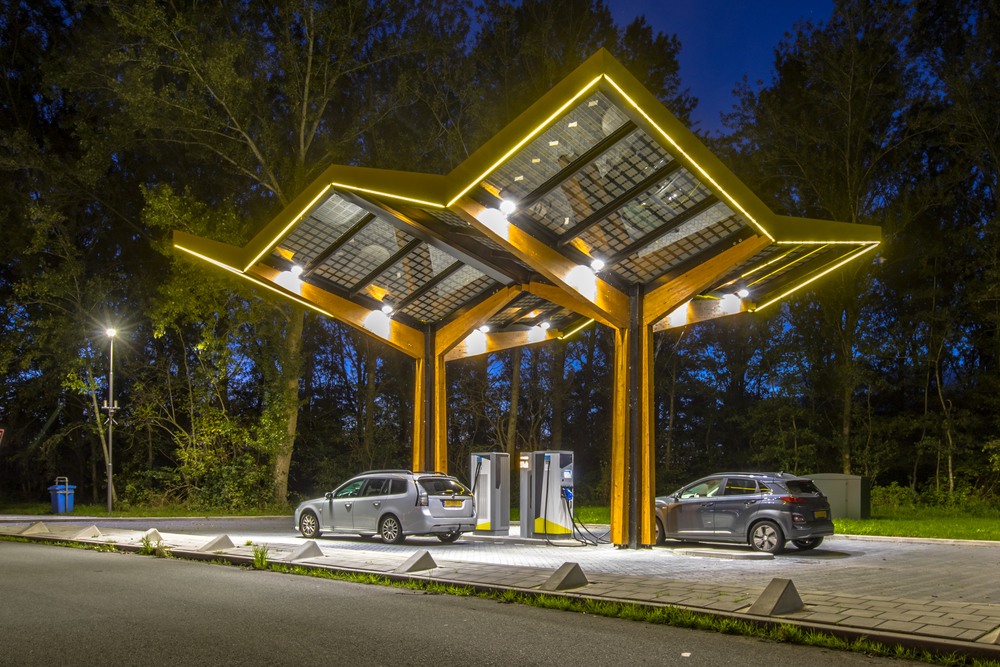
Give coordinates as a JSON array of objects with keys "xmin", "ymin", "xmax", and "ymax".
[{"xmin": 539, "ymin": 462, "xmax": 589, "ymax": 548}]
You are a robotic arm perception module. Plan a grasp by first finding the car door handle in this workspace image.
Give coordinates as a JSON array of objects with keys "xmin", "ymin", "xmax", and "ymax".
[
  {"xmin": 345, "ymin": 503, "xmax": 352, "ymax": 511},
  {"xmin": 373, "ymin": 501, "xmax": 381, "ymax": 508},
  {"xmin": 701, "ymin": 502, "xmax": 715, "ymax": 507},
  {"xmin": 745, "ymin": 500, "xmax": 758, "ymax": 507}
]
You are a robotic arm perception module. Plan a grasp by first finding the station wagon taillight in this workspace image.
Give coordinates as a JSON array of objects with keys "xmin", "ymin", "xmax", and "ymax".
[{"xmin": 416, "ymin": 492, "xmax": 428, "ymax": 507}]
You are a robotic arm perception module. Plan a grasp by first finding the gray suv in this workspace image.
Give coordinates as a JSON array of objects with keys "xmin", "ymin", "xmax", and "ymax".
[
  {"xmin": 295, "ymin": 470, "xmax": 476, "ymax": 544},
  {"xmin": 654, "ymin": 473, "xmax": 834, "ymax": 554}
]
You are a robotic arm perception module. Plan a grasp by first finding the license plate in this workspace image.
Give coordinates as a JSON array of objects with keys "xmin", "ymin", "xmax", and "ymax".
[
  {"xmin": 814, "ymin": 510, "xmax": 827, "ymax": 519},
  {"xmin": 443, "ymin": 500, "xmax": 463, "ymax": 508}
]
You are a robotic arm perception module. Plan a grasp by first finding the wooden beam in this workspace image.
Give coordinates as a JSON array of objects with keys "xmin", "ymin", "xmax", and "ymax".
[
  {"xmin": 433, "ymin": 354, "xmax": 447, "ymax": 473},
  {"xmin": 435, "ymin": 286, "xmax": 523, "ymax": 357},
  {"xmin": 643, "ymin": 235, "xmax": 771, "ymax": 327},
  {"xmin": 453, "ymin": 197, "xmax": 629, "ymax": 329},
  {"xmin": 248, "ymin": 264, "xmax": 425, "ymax": 358},
  {"xmin": 610, "ymin": 326, "xmax": 629, "ymax": 546},
  {"xmin": 413, "ymin": 356, "xmax": 426, "ymax": 471},
  {"xmin": 524, "ymin": 282, "xmax": 617, "ymax": 329},
  {"xmin": 444, "ymin": 327, "xmax": 560, "ymax": 362},
  {"xmin": 653, "ymin": 296, "xmax": 752, "ymax": 332},
  {"xmin": 638, "ymin": 318, "xmax": 656, "ymax": 546}
]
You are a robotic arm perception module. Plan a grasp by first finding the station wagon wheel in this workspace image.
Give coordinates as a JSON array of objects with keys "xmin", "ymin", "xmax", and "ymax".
[
  {"xmin": 436, "ymin": 531, "xmax": 461, "ymax": 543},
  {"xmin": 379, "ymin": 515, "xmax": 404, "ymax": 544},
  {"xmin": 792, "ymin": 537, "xmax": 823, "ymax": 550},
  {"xmin": 299, "ymin": 511, "xmax": 320, "ymax": 539},
  {"xmin": 655, "ymin": 519, "xmax": 666, "ymax": 546},
  {"xmin": 750, "ymin": 520, "xmax": 785, "ymax": 554}
]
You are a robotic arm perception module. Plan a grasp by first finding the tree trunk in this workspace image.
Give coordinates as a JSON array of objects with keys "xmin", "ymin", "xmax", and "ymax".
[
  {"xmin": 551, "ymin": 339, "xmax": 565, "ymax": 450},
  {"xmin": 505, "ymin": 347, "xmax": 521, "ymax": 454},
  {"xmin": 273, "ymin": 306, "xmax": 305, "ymax": 504},
  {"xmin": 841, "ymin": 383, "xmax": 852, "ymax": 474}
]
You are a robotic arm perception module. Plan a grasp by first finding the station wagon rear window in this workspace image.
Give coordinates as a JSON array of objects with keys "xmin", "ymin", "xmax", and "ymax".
[
  {"xmin": 418, "ymin": 478, "xmax": 471, "ymax": 496},
  {"xmin": 785, "ymin": 480, "xmax": 822, "ymax": 495}
]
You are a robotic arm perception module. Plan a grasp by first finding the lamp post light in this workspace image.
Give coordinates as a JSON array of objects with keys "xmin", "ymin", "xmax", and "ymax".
[{"xmin": 103, "ymin": 328, "xmax": 118, "ymax": 514}]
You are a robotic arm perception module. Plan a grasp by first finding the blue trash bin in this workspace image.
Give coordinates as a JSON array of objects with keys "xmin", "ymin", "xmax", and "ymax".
[{"xmin": 48, "ymin": 478, "xmax": 75, "ymax": 514}]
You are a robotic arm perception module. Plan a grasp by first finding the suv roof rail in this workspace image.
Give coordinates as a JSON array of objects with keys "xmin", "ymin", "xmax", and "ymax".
[{"xmin": 360, "ymin": 469, "xmax": 412, "ymax": 475}]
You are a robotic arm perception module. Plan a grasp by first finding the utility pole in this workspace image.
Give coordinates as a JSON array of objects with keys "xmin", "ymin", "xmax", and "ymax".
[{"xmin": 102, "ymin": 329, "xmax": 118, "ymax": 514}]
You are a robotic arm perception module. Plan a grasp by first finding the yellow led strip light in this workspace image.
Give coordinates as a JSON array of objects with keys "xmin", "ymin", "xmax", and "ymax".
[
  {"xmin": 177, "ymin": 245, "xmax": 335, "ymax": 318},
  {"xmin": 601, "ymin": 75, "xmax": 775, "ymax": 242},
  {"xmin": 559, "ymin": 318, "xmax": 595, "ymax": 340},
  {"xmin": 747, "ymin": 244, "xmax": 827, "ymax": 287},
  {"xmin": 753, "ymin": 243, "xmax": 880, "ymax": 312},
  {"xmin": 243, "ymin": 185, "xmax": 332, "ymax": 272},
  {"xmin": 776, "ymin": 240, "xmax": 878, "ymax": 245},
  {"xmin": 330, "ymin": 182, "xmax": 444, "ymax": 209},
  {"xmin": 741, "ymin": 246, "xmax": 799, "ymax": 279},
  {"xmin": 446, "ymin": 75, "xmax": 604, "ymax": 207}
]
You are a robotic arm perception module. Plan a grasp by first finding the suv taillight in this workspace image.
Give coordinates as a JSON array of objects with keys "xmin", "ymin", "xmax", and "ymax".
[{"xmin": 780, "ymin": 496, "xmax": 808, "ymax": 504}]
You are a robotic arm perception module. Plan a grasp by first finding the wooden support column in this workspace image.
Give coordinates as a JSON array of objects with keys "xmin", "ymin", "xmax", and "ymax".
[
  {"xmin": 433, "ymin": 352, "xmax": 447, "ymax": 473},
  {"xmin": 413, "ymin": 355, "xmax": 426, "ymax": 472},
  {"xmin": 610, "ymin": 326, "xmax": 630, "ymax": 546},
  {"xmin": 611, "ymin": 288, "xmax": 657, "ymax": 548}
]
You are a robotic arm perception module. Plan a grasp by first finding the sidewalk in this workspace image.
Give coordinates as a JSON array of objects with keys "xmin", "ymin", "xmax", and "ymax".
[{"xmin": 3, "ymin": 520, "xmax": 999, "ymax": 661}]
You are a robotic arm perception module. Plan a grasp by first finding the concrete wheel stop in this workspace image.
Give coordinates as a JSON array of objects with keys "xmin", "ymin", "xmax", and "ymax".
[
  {"xmin": 979, "ymin": 628, "xmax": 1000, "ymax": 645},
  {"xmin": 21, "ymin": 522, "xmax": 50, "ymax": 535},
  {"xmin": 71, "ymin": 525, "xmax": 102, "ymax": 540},
  {"xmin": 285, "ymin": 541, "xmax": 324, "ymax": 562},
  {"xmin": 394, "ymin": 550, "xmax": 437, "ymax": 574},
  {"xmin": 539, "ymin": 562, "xmax": 588, "ymax": 591},
  {"xmin": 142, "ymin": 528, "xmax": 164, "ymax": 543},
  {"xmin": 198, "ymin": 534, "xmax": 236, "ymax": 552},
  {"xmin": 747, "ymin": 578, "xmax": 804, "ymax": 616}
]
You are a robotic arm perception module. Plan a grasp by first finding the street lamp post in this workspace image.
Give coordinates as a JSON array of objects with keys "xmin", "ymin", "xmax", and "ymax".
[{"xmin": 103, "ymin": 328, "xmax": 118, "ymax": 514}]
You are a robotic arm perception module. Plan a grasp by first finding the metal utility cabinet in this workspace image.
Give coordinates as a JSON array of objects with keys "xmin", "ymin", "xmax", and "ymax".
[
  {"xmin": 809, "ymin": 473, "xmax": 870, "ymax": 520},
  {"xmin": 519, "ymin": 450, "xmax": 574, "ymax": 539}
]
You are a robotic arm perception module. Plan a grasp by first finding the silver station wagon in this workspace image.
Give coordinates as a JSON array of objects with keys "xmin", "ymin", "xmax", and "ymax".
[
  {"xmin": 654, "ymin": 472, "xmax": 834, "ymax": 553},
  {"xmin": 295, "ymin": 470, "xmax": 476, "ymax": 544}
]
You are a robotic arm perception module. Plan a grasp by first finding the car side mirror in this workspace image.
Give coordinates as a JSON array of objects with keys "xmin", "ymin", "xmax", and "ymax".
[{"xmin": 325, "ymin": 492, "xmax": 333, "ymax": 500}]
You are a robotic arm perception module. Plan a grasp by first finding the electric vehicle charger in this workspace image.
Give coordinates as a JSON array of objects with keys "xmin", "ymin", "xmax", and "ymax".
[{"xmin": 538, "ymin": 456, "xmax": 608, "ymax": 547}]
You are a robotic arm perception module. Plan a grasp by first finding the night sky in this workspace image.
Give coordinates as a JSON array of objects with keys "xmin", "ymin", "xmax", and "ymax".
[{"xmin": 606, "ymin": 0, "xmax": 834, "ymax": 135}]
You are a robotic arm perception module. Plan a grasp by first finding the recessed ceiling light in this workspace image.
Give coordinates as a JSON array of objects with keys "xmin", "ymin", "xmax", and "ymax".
[
  {"xmin": 737, "ymin": 289, "xmax": 750, "ymax": 298},
  {"xmin": 499, "ymin": 200, "xmax": 516, "ymax": 215},
  {"xmin": 540, "ymin": 322, "xmax": 550, "ymax": 330},
  {"xmin": 290, "ymin": 265, "xmax": 304, "ymax": 276},
  {"xmin": 591, "ymin": 258, "xmax": 605, "ymax": 271},
  {"xmin": 381, "ymin": 304, "xmax": 393, "ymax": 314},
  {"xmin": 479, "ymin": 325, "xmax": 490, "ymax": 333}
]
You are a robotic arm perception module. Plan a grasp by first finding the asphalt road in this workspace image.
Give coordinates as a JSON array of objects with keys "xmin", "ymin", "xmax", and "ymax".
[{"xmin": 0, "ymin": 541, "xmax": 919, "ymax": 667}]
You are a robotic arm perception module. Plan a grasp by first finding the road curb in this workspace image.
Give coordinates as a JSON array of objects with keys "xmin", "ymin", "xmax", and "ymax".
[
  {"xmin": 833, "ymin": 534, "xmax": 1000, "ymax": 548},
  {"xmin": 5, "ymin": 531, "xmax": 1000, "ymax": 663}
]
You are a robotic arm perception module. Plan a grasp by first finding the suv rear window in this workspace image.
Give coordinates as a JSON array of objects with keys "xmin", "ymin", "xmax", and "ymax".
[
  {"xmin": 418, "ymin": 478, "xmax": 471, "ymax": 496},
  {"xmin": 785, "ymin": 480, "xmax": 822, "ymax": 495}
]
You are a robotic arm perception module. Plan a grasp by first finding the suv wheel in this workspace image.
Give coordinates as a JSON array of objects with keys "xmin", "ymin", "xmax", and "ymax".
[
  {"xmin": 792, "ymin": 537, "xmax": 823, "ymax": 550},
  {"xmin": 380, "ymin": 515, "xmax": 404, "ymax": 544},
  {"xmin": 299, "ymin": 511, "xmax": 320, "ymax": 539},
  {"xmin": 750, "ymin": 520, "xmax": 785, "ymax": 554},
  {"xmin": 655, "ymin": 518, "xmax": 666, "ymax": 545}
]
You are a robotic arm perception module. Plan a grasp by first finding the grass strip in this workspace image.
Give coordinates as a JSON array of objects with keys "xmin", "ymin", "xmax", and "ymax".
[{"xmin": 4, "ymin": 533, "xmax": 996, "ymax": 666}]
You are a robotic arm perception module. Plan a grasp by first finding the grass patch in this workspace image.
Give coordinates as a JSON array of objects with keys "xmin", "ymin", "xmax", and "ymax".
[
  {"xmin": 0, "ymin": 502, "xmax": 294, "ymax": 518},
  {"xmin": 834, "ymin": 517, "xmax": 1000, "ymax": 541},
  {"xmin": 510, "ymin": 506, "xmax": 609, "ymax": 524}
]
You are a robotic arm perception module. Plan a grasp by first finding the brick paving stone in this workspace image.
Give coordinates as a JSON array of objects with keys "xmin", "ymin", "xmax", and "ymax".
[
  {"xmin": 877, "ymin": 620, "xmax": 925, "ymax": 633},
  {"xmin": 875, "ymin": 611, "xmax": 928, "ymax": 622},
  {"xmin": 914, "ymin": 625, "xmax": 969, "ymax": 639},
  {"xmin": 840, "ymin": 617, "xmax": 886, "ymax": 629},
  {"xmin": 802, "ymin": 613, "xmax": 848, "ymax": 624},
  {"xmin": 911, "ymin": 615, "xmax": 958, "ymax": 627},
  {"xmin": 841, "ymin": 609, "xmax": 881, "ymax": 619},
  {"xmin": 958, "ymin": 629, "xmax": 987, "ymax": 641},
  {"xmin": 951, "ymin": 620, "xmax": 999, "ymax": 632}
]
